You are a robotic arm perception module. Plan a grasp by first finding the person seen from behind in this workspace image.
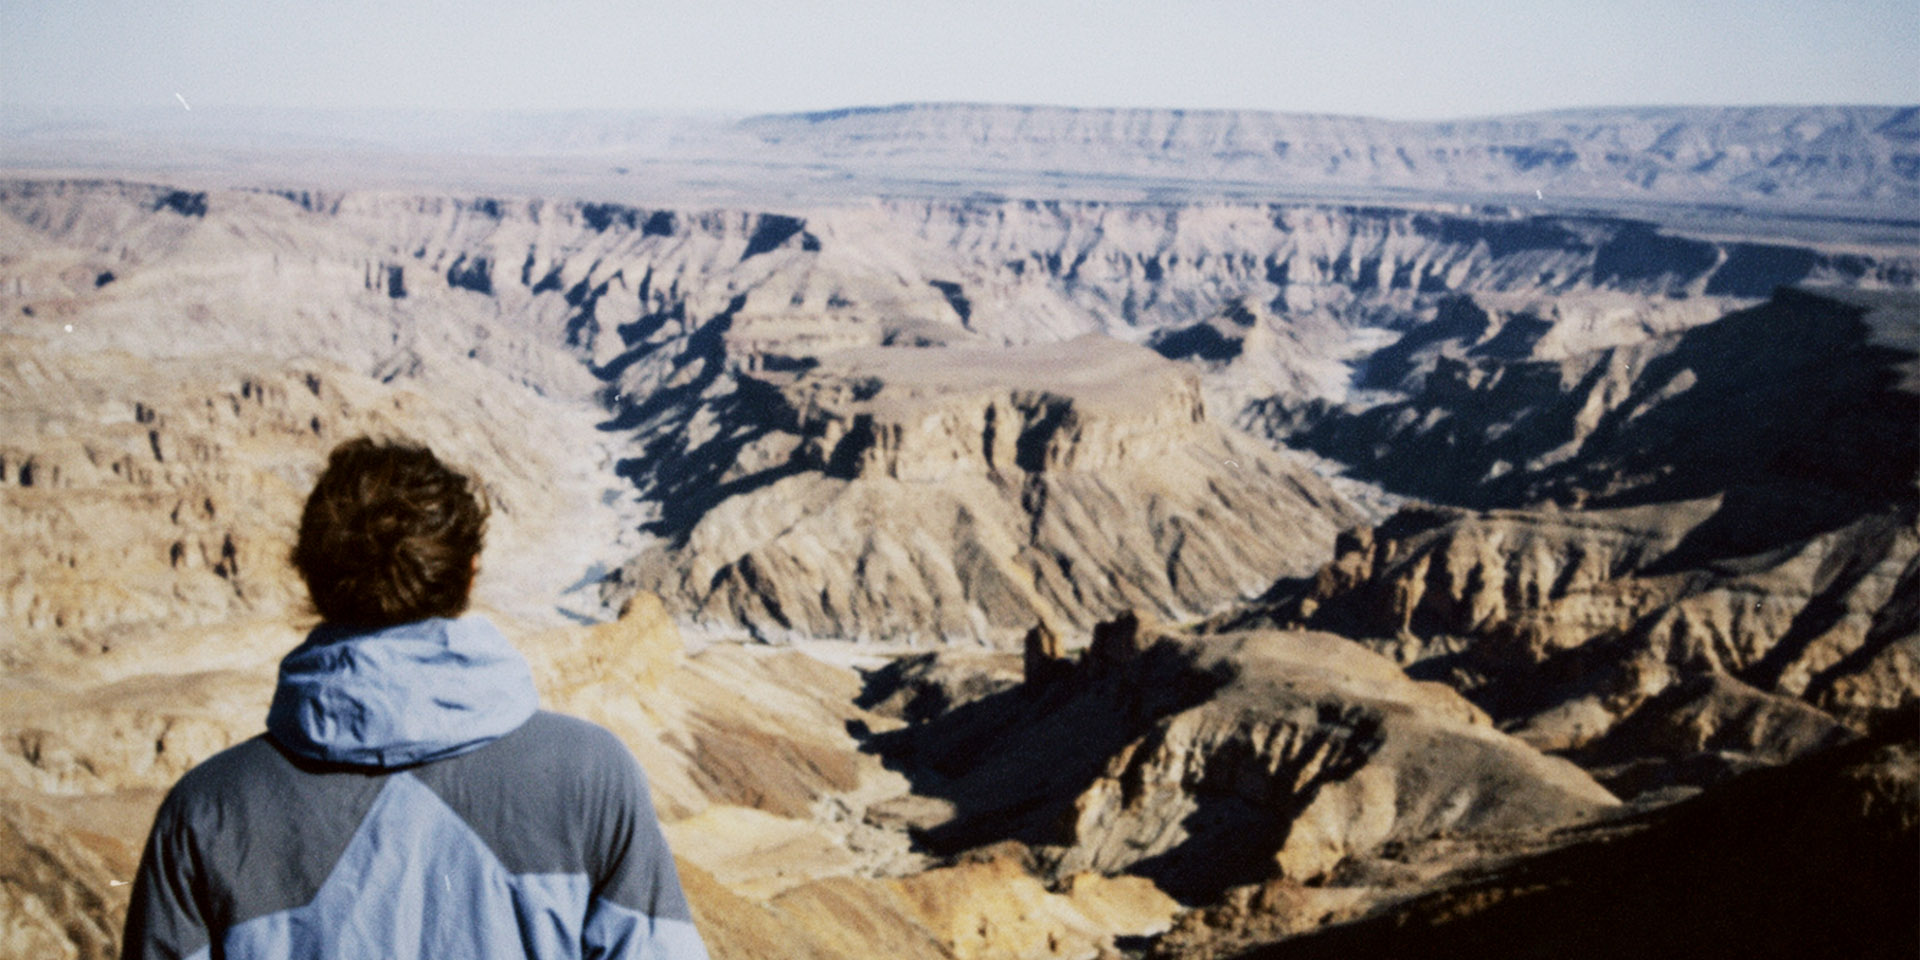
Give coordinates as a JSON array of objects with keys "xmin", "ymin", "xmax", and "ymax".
[{"xmin": 122, "ymin": 436, "xmax": 707, "ymax": 959}]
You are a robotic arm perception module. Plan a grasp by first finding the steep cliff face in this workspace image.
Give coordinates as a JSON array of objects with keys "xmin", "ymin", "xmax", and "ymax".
[
  {"xmin": 1237, "ymin": 287, "xmax": 1920, "ymax": 789},
  {"xmin": 616, "ymin": 337, "xmax": 1360, "ymax": 644},
  {"xmin": 1275, "ymin": 502, "xmax": 1914, "ymax": 740},
  {"xmin": 1294, "ymin": 287, "xmax": 1920, "ymax": 510},
  {"xmin": 0, "ymin": 339, "xmax": 636, "ymax": 678},
  {"xmin": 866, "ymin": 614, "xmax": 1615, "ymax": 904},
  {"xmin": 3, "ymin": 168, "xmax": 1914, "ymax": 957}
]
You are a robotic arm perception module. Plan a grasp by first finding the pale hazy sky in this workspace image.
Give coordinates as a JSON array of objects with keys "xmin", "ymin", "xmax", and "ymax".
[{"xmin": 3, "ymin": 0, "xmax": 1917, "ymax": 119}]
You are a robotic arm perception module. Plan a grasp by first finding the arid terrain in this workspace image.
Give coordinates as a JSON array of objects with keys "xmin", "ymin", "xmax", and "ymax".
[{"xmin": 3, "ymin": 103, "xmax": 1917, "ymax": 958}]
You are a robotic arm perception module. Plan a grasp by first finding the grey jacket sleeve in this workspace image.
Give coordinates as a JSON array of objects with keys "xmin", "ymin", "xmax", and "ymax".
[{"xmin": 121, "ymin": 795, "xmax": 213, "ymax": 960}]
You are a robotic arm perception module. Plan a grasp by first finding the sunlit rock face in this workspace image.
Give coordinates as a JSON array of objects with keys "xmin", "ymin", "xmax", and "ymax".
[
  {"xmin": 615, "ymin": 336, "xmax": 1361, "ymax": 645},
  {"xmin": 25, "ymin": 175, "xmax": 1897, "ymax": 644},
  {"xmin": 1, "ymin": 117, "xmax": 1916, "ymax": 960},
  {"xmin": 860, "ymin": 613, "xmax": 1615, "ymax": 905},
  {"xmin": 1230, "ymin": 286, "xmax": 1919, "ymax": 795}
]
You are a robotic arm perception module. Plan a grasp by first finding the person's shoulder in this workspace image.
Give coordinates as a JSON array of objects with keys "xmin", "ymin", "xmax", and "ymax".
[
  {"xmin": 511, "ymin": 711, "xmax": 634, "ymax": 761},
  {"xmin": 157, "ymin": 735, "xmax": 287, "ymax": 816},
  {"xmin": 460, "ymin": 711, "xmax": 648, "ymax": 799}
]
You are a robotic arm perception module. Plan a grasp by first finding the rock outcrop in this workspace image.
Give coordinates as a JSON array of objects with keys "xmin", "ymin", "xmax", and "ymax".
[
  {"xmin": 0, "ymin": 342, "xmax": 638, "ymax": 675},
  {"xmin": 1163, "ymin": 716, "xmax": 1919, "ymax": 960},
  {"xmin": 3, "ymin": 155, "xmax": 1916, "ymax": 958},
  {"xmin": 616, "ymin": 337, "xmax": 1361, "ymax": 644},
  {"xmin": 6, "ymin": 177, "xmax": 1914, "ymax": 643},
  {"xmin": 866, "ymin": 614, "xmax": 1616, "ymax": 903},
  {"xmin": 1242, "ymin": 498, "xmax": 1915, "ymax": 788},
  {"xmin": 1235, "ymin": 287, "xmax": 1920, "ymax": 790},
  {"xmin": 1294, "ymin": 287, "xmax": 1920, "ymax": 511}
]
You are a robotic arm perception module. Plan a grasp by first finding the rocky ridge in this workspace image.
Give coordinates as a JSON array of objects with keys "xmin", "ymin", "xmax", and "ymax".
[
  {"xmin": 10, "ymin": 104, "xmax": 1919, "ymax": 214},
  {"xmin": 740, "ymin": 104, "xmax": 1920, "ymax": 210},
  {"xmin": 863, "ymin": 614, "xmax": 1617, "ymax": 905},
  {"xmin": 3, "ymin": 156, "xmax": 1918, "ymax": 959},
  {"xmin": 1293, "ymin": 287, "xmax": 1920, "ymax": 509},
  {"xmin": 619, "ymin": 336, "xmax": 1360, "ymax": 643},
  {"xmin": 1216, "ymin": 287, "xmax": 1920, "ymax": 796}
]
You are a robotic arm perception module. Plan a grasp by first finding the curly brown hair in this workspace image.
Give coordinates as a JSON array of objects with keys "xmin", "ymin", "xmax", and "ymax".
[{"xmin": 292, "ymin": 437, "xmax": 489, "ymax": 627}]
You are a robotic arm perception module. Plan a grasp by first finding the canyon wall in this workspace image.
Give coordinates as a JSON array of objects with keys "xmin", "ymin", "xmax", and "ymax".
[
  {"xmin": 2, "ymin": 144, "xmax": 1915, "ymax": 959},
  {"xmin": 17, "ymin": 178, "xmax": 1909, "ymax": 645}
]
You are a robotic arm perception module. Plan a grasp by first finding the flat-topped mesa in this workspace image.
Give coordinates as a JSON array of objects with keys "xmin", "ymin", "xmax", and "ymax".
[
  {"xmin": 622, "ymin": 337, "xmax": 1361, "ymax": 645},
  {"xmin": 780, "ymin": 336, "xmax": 1207, "ymax": 483}
]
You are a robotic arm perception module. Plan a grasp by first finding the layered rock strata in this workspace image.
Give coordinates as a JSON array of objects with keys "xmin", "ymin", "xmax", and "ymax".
[
  {"xmin": 865, "ymin": 614, "xmax": 1616, "ymax": 903},
  {"xmin": 1294, "ymin": 287, "xmax": 1920, "ymax": 510},
  {"xmin": 1228, "ymin": 287, "xmax": 1920, "ymax": 790},
  {"xmin": 4, "ymin": 170, "xmax": 1918, "ymax": 958},
  {"xmin": 1242, "ymin": 498, "xmax": 1914, "ymax": 791},
  {"xmin": 616, "ymin": 337, "xmax": 1361, "ymax": 644},
  {"xmin": 6, "ymin": 179, "xmax": 1916, "ymax": 649}
]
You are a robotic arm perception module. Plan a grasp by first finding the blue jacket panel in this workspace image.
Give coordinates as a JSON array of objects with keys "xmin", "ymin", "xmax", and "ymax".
[{"xmin": 122, "ymin": 616, "xmax": 707, "ymax": 960}]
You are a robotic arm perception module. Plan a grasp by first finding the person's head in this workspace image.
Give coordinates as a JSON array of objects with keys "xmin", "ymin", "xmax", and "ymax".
[{"xmin": 292, "ymin": 437, "xmax": 489, "ymax": 628}]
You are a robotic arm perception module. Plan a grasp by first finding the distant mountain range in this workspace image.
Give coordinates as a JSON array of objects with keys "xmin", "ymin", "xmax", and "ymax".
[
  {"xmin": 743, "ymin": 103, "xmax": 1920, "ymax": 209},
  {"xmin": 4, "ymin": 102, "xmax": 1916, "ymax": 215}
]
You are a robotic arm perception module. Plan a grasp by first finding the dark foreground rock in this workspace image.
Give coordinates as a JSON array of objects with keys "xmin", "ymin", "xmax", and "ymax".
[
  {"xmin": 1158, "ymin": 712, "xmax": 1919, "ymax": 960},
  {"xmin": 863, "ymin": 614, "xmax": 1616, "ymax": 904}
]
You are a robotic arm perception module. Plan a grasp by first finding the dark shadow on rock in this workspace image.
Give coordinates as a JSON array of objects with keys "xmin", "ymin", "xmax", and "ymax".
[
  {"xmin": 853, "ymin": 615, "xmax": 1273, "ymax": 902},
  {"xmin": 859, "ymin": 645, "xmax": 1034, "ymax": 727},
  {"xmin": 928, "ymin": 280, "xmax": 972, "ymax": 325},
  {"xmin": 1218, "ymin": 717, "xmax": 1919, "ymax": 960},
  {"xmin": 154, "ymin": 189, "xmax": 207, "ymax": 217},
  {"xmin": 1126, "ymin": 703, "xmax": 1383, "ymax": 903},
  {"xmin": 597, "ymin": 294, "xmax": 745, "ymax": 432},
  {"xmin": 741, "ymin": 214, "xmax": 807, "ymax": 261},
  {"xmin": 1153, "ymin": 323, "xmax": 1243, "ymax": 363},
  {"xmin": 445, "ymin": 254, "xmax": 493, "ymax": 295},
  {"xmin": 590, "ymin": 300, "xmax": 688, "ymax": 384},
  {"xmin": 1589, "ymin": 221, "xmax": 1718, "ymax": 287},
  {"xmin": 586, "ymin": 294, "xmax": 818, "ymax": 542},
  {"xmin": 1705, "ymin": 243, "xmax": 1818, "ymax": 297},
  {"xmin": 1299, "ymin": 288, "xmax": 1919, "ymax": 566},
  {"xmin": 1356, "ymin": 295, "xmax": 1490, "ymax": 391},
  {"xmin": 1466, "ymin": 313, "xmax": 1553, "ymax": 359},
  {"xmin": 618, "ymin": 386, "xmax": 802, "ymax": 542}
]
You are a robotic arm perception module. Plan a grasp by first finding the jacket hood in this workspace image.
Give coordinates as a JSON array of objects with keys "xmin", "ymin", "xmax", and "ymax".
[{"xmin": 267, "ymin": 615, "xmax": 539, "ymax": 768}]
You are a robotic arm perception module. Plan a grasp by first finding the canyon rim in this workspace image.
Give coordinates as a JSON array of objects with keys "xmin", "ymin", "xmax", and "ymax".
[{"xmin": 2, "ymin": 103, "xmax": 1917, "ymax": 959}]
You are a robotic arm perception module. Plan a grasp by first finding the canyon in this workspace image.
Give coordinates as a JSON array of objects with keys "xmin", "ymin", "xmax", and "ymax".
[{"xmin": 2, "ymin": 102, "xmax": 1917, "ymax": 958}]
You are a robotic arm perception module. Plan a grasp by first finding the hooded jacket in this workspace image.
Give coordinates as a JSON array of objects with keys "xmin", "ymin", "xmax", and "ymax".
[{"xmin": 121, "ymin": 616, "xmax": 707, "ymax": 960}]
